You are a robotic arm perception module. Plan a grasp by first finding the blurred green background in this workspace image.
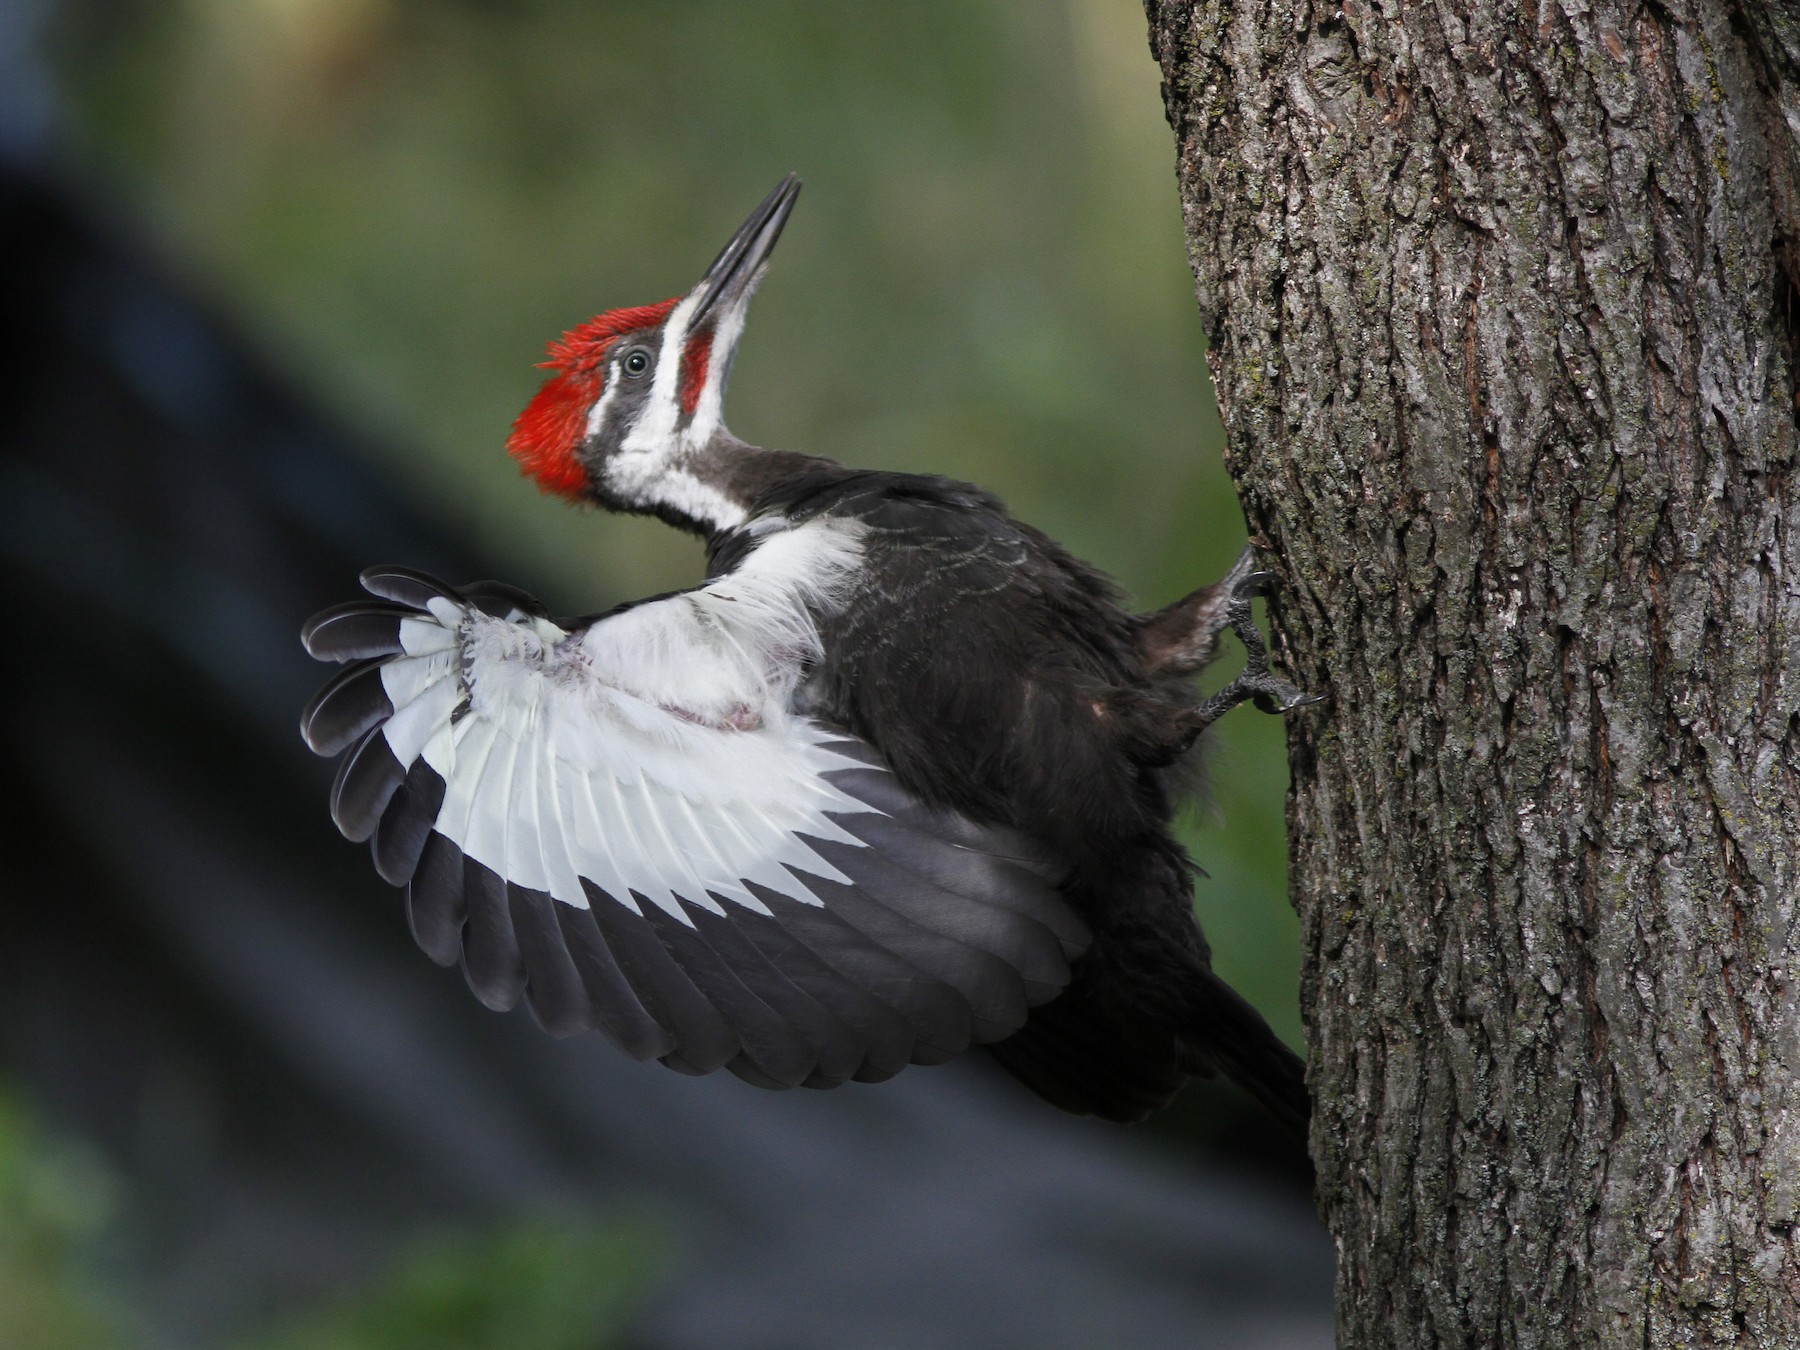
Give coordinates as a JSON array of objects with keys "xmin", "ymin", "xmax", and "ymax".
[
  {"xmin": 0, "ymin": 1085, "xmax": 661, "ymax": 1350},
  {"xmin": 18, "ymin": 0, "xmax": 1302, "ymax": 1342}
]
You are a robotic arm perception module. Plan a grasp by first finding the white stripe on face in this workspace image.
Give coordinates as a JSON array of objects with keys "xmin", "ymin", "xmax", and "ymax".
[
  {"xmin": 584, "ymin": 371, "xmax": 621, "ymax": 439},
  {"xmin": 620, "ymin": 293, "xmax": 698, "ymax": 456},
  {"xmin": 685, "ymin": 276, "xmax": 755, "ymax": 446}
]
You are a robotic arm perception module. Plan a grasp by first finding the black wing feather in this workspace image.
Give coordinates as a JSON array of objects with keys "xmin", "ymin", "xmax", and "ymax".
[
  {"xmin": 300, "ymin": 659, "xmax": 393, "ymax": 755},
  {"xmin": 724, "ymin": 906, "xmax": 917, "ymax": 1083},
  {"xmin": 794, "ymin": 852, "xmax": 1030, "ymax": 1040},
  {"xmin": 686, "ymin": 901, "xmax": 866, "ymax": 1087},
  {"xmin": 639, "ymin": 899, "xmax": 817, "ymax": 1089},
  {"xmin": 358, "ymin": 564, "xmax": 465, "ymax": 609},
  {"xmin": 407, "ymin": 831, "xmax": 467, "ymax": 967},
  {"xmin": 330, "ymin": 725, "xmax": 407, "ymax": 842},
  {"xmin": 301, "ymin": 600, "xmax": 410, "ymax": 662},
  {"xmin": 460, "ymin": 858, "xmax": 525, "ymax": 1011},
  {"xmin": 746, "ymin": 885, "xmax": 974, "ymax": 1066},
  {"xmin": 372, "ymin": 759, "xmax": 444, "ymax": 885},
  {"xmin": 552, "ymin": 902, "xmax": 675, "ymax": 1061},
  {"xmin": 830, "ymin": 813, "xmax": 1074, "ymax": 992},
  {"xmin": 583, "ymin": 883, "xmax": 739, "ymax": 1076},
  {"xmin": 508, "ymin": 884, "xmax": 596, "ymax": 1038}
]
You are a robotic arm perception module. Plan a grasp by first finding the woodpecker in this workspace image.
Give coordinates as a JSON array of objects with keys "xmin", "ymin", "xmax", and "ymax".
[{"xmin": 301, "ymin": 175, "xmax": 1321, "ymax": 1131}]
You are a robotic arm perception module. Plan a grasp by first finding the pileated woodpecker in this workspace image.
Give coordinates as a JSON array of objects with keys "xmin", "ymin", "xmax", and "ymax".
[{"xmin": 302, "ymin": 176, "xmax": 1321, "ymax": 1131}]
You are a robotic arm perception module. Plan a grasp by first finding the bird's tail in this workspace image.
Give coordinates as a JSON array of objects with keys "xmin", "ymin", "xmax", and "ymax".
[
  {"xmin": 987, "ymin": 960, "xmax": 1310, "ymax": 1138},
  {"xmin": 986, "ymin": 850, "xmax": 1311, "ymax": 1139},
  {"xmin": 985, "ymin": 966, "xmax": 1190, "ymax": 1123},
  {"xmin": 1185, "ymin": 966, "xmax": 1311, "ymax": 1143}
]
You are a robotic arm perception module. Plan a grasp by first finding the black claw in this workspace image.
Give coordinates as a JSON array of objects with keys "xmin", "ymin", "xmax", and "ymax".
[
  {"xmin": 1251, "ymin": 682, "xmax": 1328, "ymax": 716},
  {"xmin": 1235, "ymin": 570, "xmax": 1277, "ymax": 601}
]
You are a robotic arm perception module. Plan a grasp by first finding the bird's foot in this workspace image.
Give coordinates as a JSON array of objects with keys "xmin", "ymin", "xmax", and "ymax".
[{"xmin": 1183, "ymin": 559, "xmax": 1326, "ymax": 735}]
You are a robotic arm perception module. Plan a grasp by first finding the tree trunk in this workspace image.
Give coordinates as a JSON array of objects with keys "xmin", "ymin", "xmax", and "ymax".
[{"xmin": 1144, "ymin": 1, "xmax": 1800, "ymax": 1345}]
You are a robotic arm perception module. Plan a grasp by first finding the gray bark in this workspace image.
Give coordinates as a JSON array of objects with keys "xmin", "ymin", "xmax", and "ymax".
[{"xmin": 1144, "ymin": 1, "xmax": 1800, "ymax": 1345}]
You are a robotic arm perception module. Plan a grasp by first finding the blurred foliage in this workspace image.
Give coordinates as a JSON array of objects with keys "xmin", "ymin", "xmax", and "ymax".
[
  {"xmin": 0, "ymin": 1088, "xmax": 131, "ymax": 1349},
  {"xmin": 0, "ymin": 1084, "xmax": 659, "ymax": 1350},
  {"xmin": 47, "ymin": 0, "xmax": 1300, "ymax": 1043},
  {"xmin": 243, "ymin": 1218, "xmax": 662, "ymax": 1350}
]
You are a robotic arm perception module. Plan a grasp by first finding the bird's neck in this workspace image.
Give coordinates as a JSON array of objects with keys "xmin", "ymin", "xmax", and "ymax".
[{"xmin": 603, "ymin": 433, "xmax": 848, "ymax": 541}]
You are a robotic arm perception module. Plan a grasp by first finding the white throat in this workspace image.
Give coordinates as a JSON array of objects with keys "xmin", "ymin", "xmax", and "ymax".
[{"xmin": 603, "ymin": 450, "xmax": 748, "ymax": 534}]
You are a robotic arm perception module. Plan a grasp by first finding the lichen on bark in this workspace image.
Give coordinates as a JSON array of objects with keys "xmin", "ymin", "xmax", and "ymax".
[{"xmin": 1144, "ymin": 1, "xmax": 1800, "ymax": 1345}]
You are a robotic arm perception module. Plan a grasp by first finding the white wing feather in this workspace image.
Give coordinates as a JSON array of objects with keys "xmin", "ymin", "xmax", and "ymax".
[{"xmin": 377, "ymin": 519, "xmax": 875, "ymax": 923}]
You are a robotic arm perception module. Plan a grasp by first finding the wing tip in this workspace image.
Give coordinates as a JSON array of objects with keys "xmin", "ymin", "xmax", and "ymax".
[{"xmin": 358, "ymin": 564, "xmax": 463, "ymax": 609}]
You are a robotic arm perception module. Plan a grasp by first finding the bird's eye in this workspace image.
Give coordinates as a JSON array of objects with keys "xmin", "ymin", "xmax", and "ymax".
[{"xmin": 621, "ymin": 348, "xmax": 651, "ymax": 378}]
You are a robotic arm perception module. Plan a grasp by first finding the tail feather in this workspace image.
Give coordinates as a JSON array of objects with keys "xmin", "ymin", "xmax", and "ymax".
[
  {"xmin": 1187, "ymin": 968, "xmax": 1310, "ymax": 1142},
  {"xmin": 987, "ymin": 948, "xmax": 1310, "ymax": 1138},
  {"xmin": 986, "ymin": 983, "xmax": 1186, "ymax": 1122},
  {"xmin": 982, "ymin": 840, "xmax": 1310, "ymax": 1135}
]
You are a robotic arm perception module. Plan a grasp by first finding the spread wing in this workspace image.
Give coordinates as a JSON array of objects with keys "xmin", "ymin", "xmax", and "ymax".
[{"xmin": 300, "ymin": 565, "xmax": 1088, "ymax": 1089}]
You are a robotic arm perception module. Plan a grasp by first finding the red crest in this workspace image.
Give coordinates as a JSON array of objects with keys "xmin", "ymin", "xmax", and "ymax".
[{"xmin": 506, "ymin": 298, "xmax": 681, "ymax": 498}]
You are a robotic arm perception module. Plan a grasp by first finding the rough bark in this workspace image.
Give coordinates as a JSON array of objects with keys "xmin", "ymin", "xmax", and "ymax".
[{"xmin": 1145, "ymin": 2, "xmax": 1800, "ymax": 1345}]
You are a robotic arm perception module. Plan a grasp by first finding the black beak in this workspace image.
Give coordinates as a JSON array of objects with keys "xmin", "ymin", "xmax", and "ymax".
[{"xmin": 686, "ymin": 174, "xmax": 801, "ymax": 329}]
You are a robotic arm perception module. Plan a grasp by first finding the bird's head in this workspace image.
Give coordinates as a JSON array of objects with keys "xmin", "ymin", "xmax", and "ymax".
[{"xmin": 507, "ymin": 174, "xmax": 801, "ymax": 531}]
